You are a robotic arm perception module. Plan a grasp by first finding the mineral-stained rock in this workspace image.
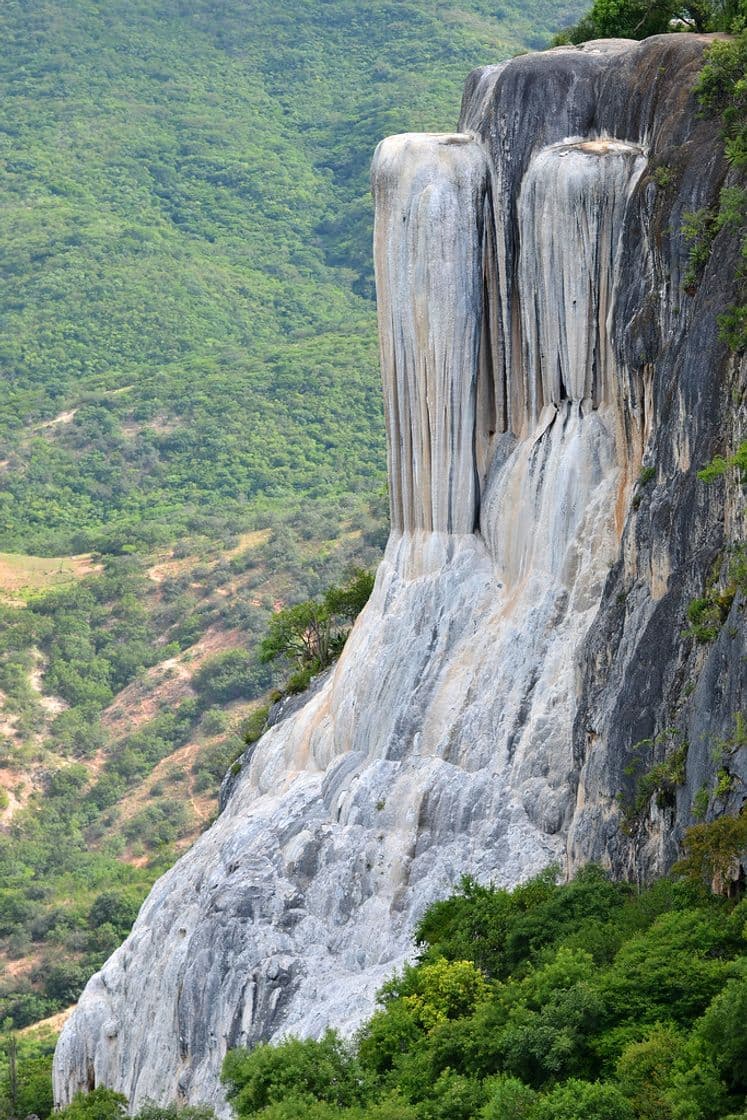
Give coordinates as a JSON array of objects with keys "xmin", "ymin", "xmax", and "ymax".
[{"xmin": 54, "ymin": 33, "xmax": 745, "ymax": 1114}]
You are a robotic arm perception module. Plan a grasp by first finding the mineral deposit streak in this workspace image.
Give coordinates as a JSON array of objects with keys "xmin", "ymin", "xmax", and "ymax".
[{"xmin": 56, "ymin": 35, "xmax": 741, "ymax": 1117}]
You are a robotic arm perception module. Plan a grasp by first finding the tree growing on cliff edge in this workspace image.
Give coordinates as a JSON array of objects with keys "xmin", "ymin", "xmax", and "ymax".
[
  {"xmin": 554, "ymin": 0, "xmax": 744, "ymax": 44},
  {"xmin": 258, "ymin": 568, "xmax": 374, "ymax": 681}
]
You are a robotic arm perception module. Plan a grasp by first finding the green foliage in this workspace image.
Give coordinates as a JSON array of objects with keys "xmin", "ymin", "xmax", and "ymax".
[
  {"xmin": 55, "ymin": 1088, "xmax": 128, "ymax": 1120},
  {"xmin": 0, "ymin": 1034, "xmax": 55, "ymax": 1120},
  {"xmin": 615, "ymin": 1023, "xmax": 683, "ymax": 1120},
  {"xmin": 7, "ymin": 1089, "xmax": 219, "ymax": 1120},
  {"xmin": 696, "ymin": 31, "xmax": 747, "ymax": 164},
  {"xmin": 554, "ymin": 0, "xmax": 743, "ymax": 43},
  {"xmin": 0, "ymin": 749, "xmax": 177, "ymax": 1028},
  {"xmin": 88, "ymin": 890, "xmax": 140, "ymax": 937},
  {"xmin": 223, "ymin": 867, "xmax": 747, "ymax": 1120},
  {"xmin": 675, "ymin": 815, "xmax": 747, "ymax": 896},
  {"xmin": 389, "ymin": 959, "xmax": 489, "ymax": 1033},
  {"xmin": 222, "ymin": 1031, "xmax": 367, "ymax": 1115},
  {"xmin": 0, "ymin": 555, "xmax": 159, "ymax": 743},
  {"xmin": 618, "ymin": 730, "xmax": 689, "ymax": 828},
  {"xmin": 123, "ymin": 799, "xmax": 191, "ymax": 851},
  {"xmin": 531, "ymin": 1078, "xmax": 635, "ymax": 1119},
  {"xmin": 632, "ymin": 464, "xmax": 656, "ymax": 509},
  {"xmin": 683, "ymin": 208, "xmax": 719, "ymax": 292},
  {"xmin": 415, "ymin": 866, "xmax": 633, "ymax": 979},
  {"xmin": 693, "ymin": 784, "xmax": 712, "ymax": 821},
  {"xmin": 259, "ymin": 568, "xmax": 374, "ymax": 683},
  {"xmin": 633, "ymin": 741, "xmax": 689, "ymax": 815},
  {"xmin": 259, "ymin": 600, "xmax": 338, "ymax": 673},
  {"xmin": 480, "ymin": 1075, "xmax": 537, "ymax": 1119},
  {"xmin": 243, "ymin": 707, "xmax": 271, "ymax": 746},
  {"xmin": 192, "ymin": 736, "xmax": 246, "ymax": 793},
  {"xmin": 134, "ymin": 1106, "xmax": 217, "ymax": 1120},
  {"xmin": 654, "ymin": 166, "xmax": 675, "ymax": 189},
  {"xmin": 191, "ymin": 649, "xmax": 271, "ymax": 708},
  {"xmin": 695, "ymin": 30, "xmax": 747, "ymax": 350},
  {"xmin": 686, "ymin": 583, "xmax": 737, "ymax": 643},
  {"xmin": 683, "ymin": 542, "xmax": 745, "ymax": 645},
  {"xmin": 694, "ymin": 970, "xmax": 747, "ymax": 1093},
  {"xmin": 697, "ymin": 441, "xmax": 747, "ymax": 484},
  {"xmin": 0, "ymin": 501, "xmax": 386, "ymax": 1028}
]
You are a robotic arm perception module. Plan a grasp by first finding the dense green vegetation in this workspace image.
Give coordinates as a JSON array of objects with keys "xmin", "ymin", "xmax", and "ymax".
[
  {"xmin": 0, "ymin": 0, "xmax": 580, "ymax": 556},
  {"xmin": 0, "ymin": 1027, "xmax": 56, "ymax": 1120},
  {"xmin": 218, "ymin": 864, "xmax": 747, "ymax": 1120}
]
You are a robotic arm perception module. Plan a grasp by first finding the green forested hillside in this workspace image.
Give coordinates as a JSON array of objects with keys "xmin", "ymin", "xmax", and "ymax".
[
  {"xmin": 0, "ymin": 0, "xmax": 585, "ymax": 1051},
  {"xmin": 0, "ymin": 0, "xmax": 580, "ymax": 554}
]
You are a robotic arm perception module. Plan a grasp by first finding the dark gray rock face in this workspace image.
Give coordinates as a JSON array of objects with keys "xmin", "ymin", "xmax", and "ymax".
[
  {"xmin": 462, "ymin": 33, "xmax": 745, "ymax": 875},
  {"xmin": 451, "ymin": 34, "xmax": 746, "ymax": 881},
  {"xmin": 54, "ymin": 34, "xmax": 745, "ymax": 1115}
]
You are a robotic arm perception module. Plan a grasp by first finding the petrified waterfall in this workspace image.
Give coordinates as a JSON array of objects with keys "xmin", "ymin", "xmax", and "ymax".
[
  {"xmin": 55, "ymin": 35, "xmax": 745, "ymax": 1114},
  {"xmin": 374, "ymin": 133, "xmax": 489, "ymax": 534}
]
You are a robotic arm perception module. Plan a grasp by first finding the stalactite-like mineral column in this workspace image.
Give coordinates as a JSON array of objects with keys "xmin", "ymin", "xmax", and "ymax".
[
  {"xmin": 372, "ymin": 134, "xmax": 490, "ymax": 535},
  {"xmin": 517, "ymin": 139, "xmax": 646, "ymax": 421},
  {"xmin": 479, "ymin": 135, "xmax": 646, "ymax": 587}
]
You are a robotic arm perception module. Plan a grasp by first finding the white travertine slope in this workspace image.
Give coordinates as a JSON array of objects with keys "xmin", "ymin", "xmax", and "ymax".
[{"xmin": 58, "ymin": 37, "xmax": 742, "ymax": 1115}]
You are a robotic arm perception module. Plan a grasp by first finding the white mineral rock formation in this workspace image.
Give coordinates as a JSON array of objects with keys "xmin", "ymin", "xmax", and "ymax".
[{"xmin": 57, "ymin": 34, "xmax": 741, "ymax": 1117}]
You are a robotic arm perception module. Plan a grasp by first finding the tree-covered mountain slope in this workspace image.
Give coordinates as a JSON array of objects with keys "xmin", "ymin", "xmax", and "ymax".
[{"xmin": 0, "ymin": 0, "xmax": 580, "ymax": 555}]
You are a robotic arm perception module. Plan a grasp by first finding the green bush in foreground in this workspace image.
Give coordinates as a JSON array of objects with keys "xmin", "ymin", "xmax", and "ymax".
[{"xmin": 37, "ymin": 1088, "xmax": 219, "ymax": 1120}]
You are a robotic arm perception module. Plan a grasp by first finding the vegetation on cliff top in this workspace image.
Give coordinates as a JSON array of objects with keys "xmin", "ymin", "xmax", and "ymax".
[{"xmin": 554, "ymin": 0, "xmax": 745, "ymax": 43}]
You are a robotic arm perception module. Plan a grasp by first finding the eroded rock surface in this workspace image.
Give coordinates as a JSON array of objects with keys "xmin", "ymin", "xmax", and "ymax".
[{"xmin": 55, "ymin": 34, "xmax": 745, "ymax": 1114}]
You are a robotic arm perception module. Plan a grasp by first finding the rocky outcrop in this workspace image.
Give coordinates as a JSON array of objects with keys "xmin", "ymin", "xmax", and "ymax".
[{"xmin": 54, "ymin": 33, "xmax": 745, "ymax": 1114}]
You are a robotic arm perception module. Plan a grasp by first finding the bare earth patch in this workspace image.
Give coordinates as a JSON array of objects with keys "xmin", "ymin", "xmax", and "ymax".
[
  {"xmin": 147, "ymin": 554, "xmax": 196, "ymax": 584},
  {"xmin": 20, "ymin": 1005, "xmax": 74, "ymax": 1038},
  {"xmin": 0, "ymin": 769, "xmax": 32, "ymax": 825},
  {"xmin": 102, "ymin": 626, "xmax": 246, "ymax": 737},
  {"xmin": 228, "ymin": 527, "xmax": 271, "ymax": 555},
  {"xmin": 29, "ymin": 653, "xmax": 68, "ymax": 716},
  {"xmin": 34, "ymin": 408, "xmax": 79, "ymax": 430}
]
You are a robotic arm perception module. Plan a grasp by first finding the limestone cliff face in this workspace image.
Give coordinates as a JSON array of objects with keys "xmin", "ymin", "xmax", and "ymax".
[{"xmin": 55, "ymin": 34, "xmax": 745, "ymax": 1114}]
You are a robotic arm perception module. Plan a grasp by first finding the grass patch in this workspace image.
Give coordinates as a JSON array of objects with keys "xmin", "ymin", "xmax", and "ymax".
[{"xmin": 0, "ymin": 553, "xmax": 99, "ymax": 604}]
